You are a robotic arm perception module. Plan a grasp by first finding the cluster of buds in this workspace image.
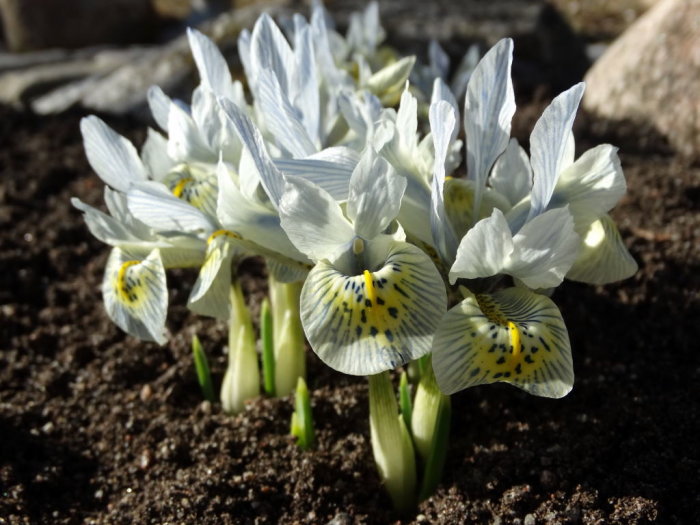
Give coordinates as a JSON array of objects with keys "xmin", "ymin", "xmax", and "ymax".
[{"xmin": 74, "ymin": 1, "xmax": 636, "ymax": 508}]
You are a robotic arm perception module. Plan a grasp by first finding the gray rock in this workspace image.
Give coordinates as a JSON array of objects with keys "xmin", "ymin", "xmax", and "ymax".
[
  {"xmin": 583, "ymin": 0, "xmax": 700, "ymax": 157},
  {"xmin": 0, "ymin": 0, "xmax": 156, "ymax": 51}
]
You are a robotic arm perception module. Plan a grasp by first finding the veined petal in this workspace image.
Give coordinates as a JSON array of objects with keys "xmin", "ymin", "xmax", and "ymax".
[
  {"xmin": 256, "ymin": 68, "xmax": 317, "ymax": 158},
  {"xmin": 292, "ymin": 23, "xmax": 321, "ymax": 145},
  {"xmin": 80, "ymin": 116, "xmax": 147, "ymax": 192},
  {"xmin": 187, "ymin": 28, "xmax": 233, "ymax": 97},
  {"xmin": 489, "ymin": 138, "xmax": 532, "ymax": 207},
  {"xmin": 279, "ymin": 175, "xmax": 354, "ymax": 261},
  {"xmin": 103, "ymin": 248, "xmax": 168, "ymax": 344},
  {"xmin": 464, "ymin": 38, "xmax": 515, "ymax": 222},
  {"xmin": 432, "ymin": 287, "xmax": 573, "ymax": 398},
  {"xmin": 429, "ymin": 99, "xmax": 459, "ymax": 264},
  {"xmin": 127, "ymin": 181, "xmax": 217, "ymax": 234},
  {"xmin": 566, "ymin": 215, "xmax": 637, "ymax": 285},
  {"xmin": 250, "ymin": 13, "xmax": 295, "ymax": 93},
  {"xmin": 274, "ymin": 154, "xmax": 354, "ymax": 201},
  {"xmin": 528, "ymin": 83, "xmax": 585, "ymax": 220},
  {"xmin": 219, "ymin": 98, "xmax": 286, "ymax": 208},
  {"xmin": 449, "ymin": 208, "xmax": 513, "ymax": 284},
  {"xmin": 507, "ymin": 206, "xmax": 580, "ymax": 289},
  {"xmin": 188, "ymin": 230, "xmax": 240, "ymax": 319},
  {"xmin": 347, "ymin": 149, "xmax": 406, "ymax": 239},
  {"xmin": 301, "ymin": 241, "xmax": 446, "ymax": 375}
]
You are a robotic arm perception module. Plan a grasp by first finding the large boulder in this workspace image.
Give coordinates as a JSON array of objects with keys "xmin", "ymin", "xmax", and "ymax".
[{"xmin": 583, "ymin": 0, "xmax": 700, "ymax": 157}]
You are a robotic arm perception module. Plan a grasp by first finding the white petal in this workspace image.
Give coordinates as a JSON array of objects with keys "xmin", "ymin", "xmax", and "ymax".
[
  {"xmin": 490, "ymin": 138, "xmax": 532, "ymax": 207},
  {"xmin": 255, "ymin": 68, "xmax": 317, "ymax": 157},
  {"xmin": 127, "ymin": 181, "xmax": 217, "ymax": 234},
  {"xmin": 429, "ymin": 100, "xmax": 459, "ymax": 263},
  {"xmin": 102, "ymin": 248, "xmax": 168, "ymax": 344},
  {"xmin": 167, "ymin": 102, "xmax": 215, "ymax": 163},
  {"xmin": 554, "ymin": 144, "xmax": 626, "ymax": 230},
  {"xmin": 464, "ymin": 38, "xmax": 515, "ymax": 221},
  {"xmin": 147, "ymin": 85, "xmax": 171, "ymax": 131},
  {"xmin": 432, "ymin": 287, "xmax": 573, "ymax": 398},
  {"xmin": 292, "ymin": 24, "xmax": 320, "ymax": 145},
  {"xmin": 80, "ymin": 116, "xmax": 147, "ymax": 192},
  {"xmin": 188, "ymin": 232, "xmax": 238, "ymax": 319},
  {"xmin": 528, "ymin": 82, "xmax": 585, "ymax": 219},
  {"xmin": 279, "ymin": 175, "xmax": 354, "ymax": 261},
  {"xmin": 301, "ymin": 241, "xmax": 446, "ymax": 375},
  {"xmin": 347, "ymin": 149, "xmax": 406, "ymax": 239},
  {"xmin": 274, "ymin": 154, "xmax": 354, "ymax": 201},
  {"xmin": 430, "ymin": 78, "xmax": 459, "ymax": 130},
  {"xmin": 566, "ymin": 215, "xmax": 638, "ymax": 284},
  {"xmin": 219, "ymin": 97, "xmax": 286, "ymax": 208},
  {"xmin": 450, "ymin": 208, "xmax": 513, "ymax": 284},
  {"xmin": 187, "ymin": 28, "xmax": 233, "ymax": 96},
  {"xmin": 250, "ymin": 13, "xmax": 295, "ymax": 93},
  {"xmin": 141, "ymin": 128, "xmax": 174, "ymax": 181},
  {"xmin": 507, "ymin": 207, "xmax": 580, "ymax": 289},
  {"xmin": 216, "ymin": 162, "xmax": 306, "ymax": 262}
]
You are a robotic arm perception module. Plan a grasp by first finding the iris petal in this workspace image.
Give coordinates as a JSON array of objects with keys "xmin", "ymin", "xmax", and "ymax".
[
  {"xmin": 433, "ymin": 287, "xmax": 573, "ymax": 398},
  {"xmin": 301, "ymin": 242, "xmax": 446, "ymax": 375}
]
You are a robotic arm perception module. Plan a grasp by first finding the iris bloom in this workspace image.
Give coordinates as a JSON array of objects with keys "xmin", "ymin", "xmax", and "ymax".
[{"xmin": 278, "ymin": 148, "xmax": 447, "ymax": 375}]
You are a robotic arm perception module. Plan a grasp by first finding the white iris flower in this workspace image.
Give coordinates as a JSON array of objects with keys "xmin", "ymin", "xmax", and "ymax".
[{"xmin": 278, "ymin": 148, "xmax": 447, "ymax": 376}]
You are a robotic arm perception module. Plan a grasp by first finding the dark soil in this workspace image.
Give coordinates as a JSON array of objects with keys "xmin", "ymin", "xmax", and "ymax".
[{"xmin": 1, "ymin": 64, "xmax": 699, "ymax": 525}]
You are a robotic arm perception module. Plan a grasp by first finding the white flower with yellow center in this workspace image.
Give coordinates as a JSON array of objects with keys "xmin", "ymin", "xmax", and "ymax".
[{"xmin": 279, "ymin": 148, "xmax": 447, "ymax": 376}]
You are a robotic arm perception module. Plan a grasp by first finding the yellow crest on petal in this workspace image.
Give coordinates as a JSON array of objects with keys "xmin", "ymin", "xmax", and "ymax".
[{"xmin": 432, "ymin": 287, "xmax": 573, "ymax": 398}]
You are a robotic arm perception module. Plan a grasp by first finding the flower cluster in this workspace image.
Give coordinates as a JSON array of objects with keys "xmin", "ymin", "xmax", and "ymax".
[{"xmin": 74, "ymin": 2, "xmax": 636, "ymax": 404}]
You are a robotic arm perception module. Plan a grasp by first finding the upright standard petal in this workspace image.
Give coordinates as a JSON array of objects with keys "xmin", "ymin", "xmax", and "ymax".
[
  {"xmin": 433, "ymin": 287, "xmax": 573, "ymax": 398},
  {"xmin": 80, "ymin": 116, "xmax": 147, "ymax": 192},
  {"xmin": 528, "ymin": 82, "xmax": 585, "ymax": 220},
  {"xmin": 279, "ymin": 175, "xmax": 354, "ymax": 261},
  {"xmin": 102, "ymin": 248, "xmax": 168, "ymax": 344},
  {"xmin": 301, "ymin": 241, "xmax": 446, "ymax": 375},
  {"xmin": 187, "ymin": 28, "xmax": 233, "ymax": 97},
  {"xmin": 429, "ymin": 100, "xmax": 459, "ymax": 264},
  {"xmin": 347, "ymin": 149, "xmax": 406, "ymax": 240},
  {"xmin": 219, "ymin": 98, "xmax": 286, "ymax": 208},
  {"xmin": 489, "ymin": 138, "xmax": 532, "ymax": 207},
  {"xmin": 464, "ymin": 38, "xmax": 515, "ymax": 222}
]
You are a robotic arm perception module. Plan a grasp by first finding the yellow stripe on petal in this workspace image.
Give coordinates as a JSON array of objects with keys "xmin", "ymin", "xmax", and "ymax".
[
  {"xmin": 301, "ymin": 242, "xmax": 447, "ymax": 376},
  {"xmin": 102, "ymin": 248, "xmax": 168, "ymax": 344},
  {"xmin": 432, "ymin": 287, "xmax": 573, "ymax": 398}
]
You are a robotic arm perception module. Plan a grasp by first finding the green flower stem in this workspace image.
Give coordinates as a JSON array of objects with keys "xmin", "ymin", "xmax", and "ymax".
[
  {"xmin": 368, "ymin": 372, "xmax": 417, "ymax": 512},
  {"xmin": 399, "ymin": 371, "xmax": 412, "ymax": 432},
  {"xmin": 269, "ymin": 275, "xmax": 305, "ymax": 397},
  {"xmin": 411, "ymin": 358, "xmax": 451, "ymax": 501},
  {"xmin": 290, "ymin": 377, "xmax": 315, "ymax": 450},
  {"xmin": 192, "ymin": 334, "xmax": 215, "ymax": 402},
  {"xmin": 220, "ymin": 281, "xmax": 260, "ymax": 414},
  {"xmin": 260, "ymin": 298, "xmax": 276, "ymax": 397}
]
